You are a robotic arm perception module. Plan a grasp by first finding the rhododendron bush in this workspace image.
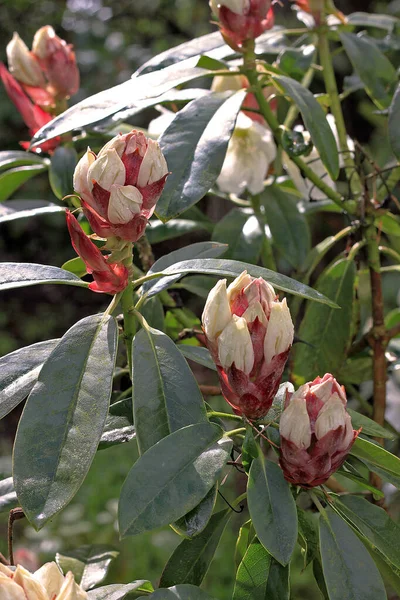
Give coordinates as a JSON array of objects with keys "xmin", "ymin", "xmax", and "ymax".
[{"xmin": 1, "ymin": 1, "xmax": 400, "ymax": 599}]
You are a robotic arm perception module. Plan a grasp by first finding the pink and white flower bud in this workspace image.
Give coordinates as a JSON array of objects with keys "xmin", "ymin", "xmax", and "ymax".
[
  {"xmin": 202, "ymin": 271, "xmax": 294, "ymax": 419},
  {"xmin": 211, "ymin": 0, "xmax": 274, "ymax": 49},
  {"xmin": 73, "ymin": 131, "xmax": 169, "ymax": 242},
  {"xmin": 279, "ymin": 374, "xmax": 359, "ymax": 487},
  {"xmin": 6, "ymin": 33, "xmax": 46, "ymax": 88}
]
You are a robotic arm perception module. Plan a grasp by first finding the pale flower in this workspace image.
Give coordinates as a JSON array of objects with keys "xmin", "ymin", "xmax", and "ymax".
[{"xmin": 0, "ymin": 562, "xmax": 87, "ymax": 600}]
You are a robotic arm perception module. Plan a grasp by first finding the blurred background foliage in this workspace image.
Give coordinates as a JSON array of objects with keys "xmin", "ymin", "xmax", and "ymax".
[{"xmin": 0, "ymin": 0, "xmax": 399, "ymax": 598}]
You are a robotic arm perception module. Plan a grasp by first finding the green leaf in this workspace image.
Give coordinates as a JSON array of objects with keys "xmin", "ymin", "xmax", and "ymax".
[
  {"xmin": 0, "ymin": 263, "xmax": 88, "ymax": 291},
  {"xmin": 335, "ymin": 495, "xmax": 400, "ymax": 571},
  {"xmin": 160, "ymin": 509, "xmax": 230, "ymax": 587},
  {"xmin": 234, "ymin": 520, "xmax": 253, "ymax": 569},
  {"xmin": 118, "ymin": 423, "xmax": 231, "ymax": 537},
  {"xmin": 211, "ymin": 209, "xmax": 263, "ymax": 264},
  {"xmin": 146, "ymin": 219, "xmax": 209, "ymax": 244},
  {"xmin": 99, "ymin": 397, "xmax": 136, "ymax": 450},
  {"xmin": 272, "ymin": 75, "xmax": 339, "ymax": 179},
  {"xmin": 233, "ymin": 538, "xmax": 272, "ymax": 600},
  {"xmin": 156, "ymin": 90, "xmax": 247, "ymax": 221},
  {"xmin": 347, "ymin": 408, "xmax": 395, "ymax": 440},
  {"xmin": 0, "ymin": 339, "xmax": 59, "ymax": 420},
  {"xmin": 0, "ymin": 150, "xmax": 47, "ymax": 171},
  {"xmin": 0, "ymin": 202, "xmax": 64, "ymax": 224},
  {"xmin": 350, "ymin": 437, "xmax": 400, "ymax": 488},
  {"xmin": 56, "ymin": 545, "xmax": 119, "ymax": 590},
  {"xmin": 0, "ymin": 165, "xmax": 47, "ymax": 202},
  {"xmin": 178, "ymin": 346, "xmax": 217, "ymax": 372},
  {"xmin": 140, "ymin": 296, "xmax": 165, "ymax": 332},
  {"xmin": 62, "ymin": 257, "xmax": 87, "ymax": 278},
  {"xmin": 49, "ymin": 146, "xmax": 77, "ymax": 200},
  {"xmin": 277, "ymin": 44, "xmax": 316, "ymax": 81},
  {"xmin": 261, "ymin": 185, "xmax": 311, "ymax": 269},
  {"xmin": 347, "ymin": 12, "xmax": 400, "ymax": 31},
  {"xmin": 338, "ymin": 356, "xmax": 373, "ymax": 385},
  {"xmin": 242, "ymin": 427, "xmax": 259, "ymax": 474},
  {"xmin": 389, "ymin": 84, "xmax": 400, "ymax": 160},
  {"xmin": 319, "ymin": 508, "xmax": 386, "ymax": 600},
  {"xmin": 13, "ymin": 314, "xmax": 117, "ymax": 529},
  {"xmin": 0, "ymin": 477, "xmax": 17, "ymax": 513},
  {"xmin": 143, "ymin": 242, "xmax": 227, "ymax": 298},
  {"xmin": 172, "ymin": 485, "xmax": 218, "ymax": 539},
  {"xmin": 87, "ymin": 582, "xmax": 154, "ymax": 600},
  {"xmin": 377, "ymin": 212, "xmax": 400, "ymax": 237},
  {"xmin": 339, "ymin": 32, "xmax": 397, "ymax": 109},
  {"xmin": 31, "ymin": 58, "xmax": 212, "ymax": 146},
  {"xmin": 265, "ymin": 558, "xmax": 290, "ymax": 600},
  {"xmin": 297, "ymin": 508, "xmax": 319, "ymax": 568},
  {"xmin": 156, "ymin": 258, "xmax": 339, "ymax": 307},
  {"xmin": 132, "ymin": 325, "xmax": 207, "ymax": 454},
  {"xmin": 292, "ymin": 258, "xmax": 356, "ymax": 385},
  {"xmin": 138, "ymin": 585, "xmax": 217, "ymax": 600},
  {"xmin": 247, "ymin": 454, "xmax": 297, "ymax": 565},
  {"xmin": 173, "ymin": 275, "xmax": 219, "ymax": 299}
]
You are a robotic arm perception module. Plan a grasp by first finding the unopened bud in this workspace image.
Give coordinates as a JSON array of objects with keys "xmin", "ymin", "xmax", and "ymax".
[
  {"xmin": 108, "ymin": 184, "xmax": 143, "ymax": 225},
  {"xmin": 6, "ymin": 33, "xmax": 46, "ymax": 88},
  {"xmin": 202, "ymin": 279, "xmax": 232, "ymax": 342},
  {"xmin": 33, "ymin": 562, "xmax": 64, "ymax": 599},
  {"xmin": 212, "ymin": 0, "xmax": 274, "ymax": 48},
  {"xmin": 87, "ymin": 149, "xmax": 126, "ymax": 191},
  {"xmin": 137, "ymin": 139, "xmax": 169, "ymax": 188},
  {"xmin": 279, "ymin": 392, "xmax": 311, "ymax": 449},
  {"xmin": 263, "ymin": 299, "xmax": 294, "ymax": 364},
  {"xmin": 218, "ymin": 315, "xmax": 254, "ymax": 374}
]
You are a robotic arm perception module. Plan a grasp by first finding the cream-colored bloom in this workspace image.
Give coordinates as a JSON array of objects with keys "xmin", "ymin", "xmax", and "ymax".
[
  {"xmin": 226, "ymin": 271, "xmax": 253, "ymax": 304},
  {"xmin": 137, "ymin": 139, "xmax": 168, "ymax": 188},
  {"xmin": 87, "ymin": 149, "xmax": 126, "ymax": 191},
  {"xmin": 218, "ymin": 315, "xmax": 254, "ymax": 374},
  {"xmin": 6, "ymin": 32, "xmax": 45, "ymax": 87},
  {"xmin": 314, "ymin": 393, "xmax": 352, "ymax": 440},
  {"xmin": 279, "ymin": 393, "xmax": 311, "ymax": 449},
  {"xmin": 73, "ymin": 148, "xmax": 95, "ymax": 201},
  {"xmin": 202, "ymin": 279, "xmax": 232, "ymax": 342},
  {"xmin": 263, "ymin": 299, "xmax": 294, "ymax": 364},
  {"xmin": 33, "ymin": 563, "xmax": 64, "ymax": 599},
  {"xmin": 108, "ymin": 184, "xmax": 143, "ymax": 224},
  {"xmin": 217, "ymin": 113, "xmax": 276, "ymax": 195},
  {"xmin": 32, "ymin": 26, "xmax": 55, "ymax": 59}
]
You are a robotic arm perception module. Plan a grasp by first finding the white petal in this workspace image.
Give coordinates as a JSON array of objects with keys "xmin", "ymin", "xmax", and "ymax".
[
  {"xmin": 315, "ymin": 394, "xmax": 349, "ymax": 440},
  {"xmin": 0, "ymin": 574, "xmax": 26, "ymax": 600},
  {"xmin": 13, "ymin": 565, "xmax": 49, "ymax": 600},
  {"xmin": 137, "ymin": 139, "xmax": 168, "ymax": 187},
  {"xmin": 202, "ymin": 279, "xmax": 232, "ymax": 342},
  {"xmin": 33, "ymin": 562, "xmax": 64, "ymax": 599},
  {"xmin": 32, "ymin": 25, "xmax": 55, "ymax": 59},
  {"xmin": 108, "ymin": 184, "xmax": 143, "ymax": 224},
  {"xmin": 7, "ymin": 32, "xmax": 45, "ymax": 87},
  {"xmin": 97, "ymin": 134, "xmax": 127, "ymax": 158},
  {"xmin": 218, "ymin": 315, "xmax": 254, "ymax": 374},
  {"xmin": 73, "ymin": 148, "xmax": 95, "ymax": 199},
  {"xmin": 242, "ymin": 301, "xmax": 268, "ymax": 326},
  {"xmin": 87, "ymin": 149, "xmax": 126, "ymax": 191},
  {"xmin": 263, "ymin": 299, "xmax": 294, "ymax": 364},
  {"xmin": 280, "ymin": 396, "xmax": 311, "ymax": 449},
  {"xmin": 56, "ymin": 572, "xmax": 88, "ymax": 600},
  {"xmin": 226, "ymin": 271, "xmax": 252, "ymax": 304}
]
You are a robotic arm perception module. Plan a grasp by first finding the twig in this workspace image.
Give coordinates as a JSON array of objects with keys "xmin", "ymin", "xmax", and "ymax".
[
  {"xmin": 200, "ymin": 385, "xmax": 222, "ymax": 396},
  {"xmin": 8, "ymin": 507, "xmax": 25, "ymax": 566}
]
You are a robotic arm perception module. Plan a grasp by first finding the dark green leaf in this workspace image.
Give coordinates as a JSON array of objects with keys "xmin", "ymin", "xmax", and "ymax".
[
  {"xmin": 178, "ymin": 346, "xmax": 217, "ymax": 372},
  {"xmin": 88, "ymin": 582, "xmax": 154, "ymax": 600},
  {"xmin": 261, "ymin": 185, "xmax": 311, "ymax": 268},
  {"xmin": 211, "ymin": 209, "xmax": 263, "ymax": 265},
  {"xmin": 0, "ymin": 165, "xmax": 47, "ymax": 202},
  {"xmin": 247, "ymin": 455, "xmax": 297, "ymax": 565},
  {"xmin": 56, "ymin": 545, "xmax": 119, "ymax": 590},
  {"xmin": 338, "ymin": 356, "xmax": 373, "ymax": 385},
  {"xmin": 234, "ymin": 520, "xmax": 253, "ymax": 570},
  {"xmin": 172, "ymin": 485, "xmax": 218, "ymax": 539},
  {"xmin": 347, "ymin": 408, "xmax": 395, "ymax": 440},
  {"xmin": 0, "ymin": 263, "xmax": 88, "ymax": 291},
  {"xmin": 118, "ymin": 423, "xmax": 231, "ymax": 537},
  {"xmin": 389, "ymin": 84, "xmax": 400, "ymax": 160},
  {"xmin": 277, "ymin": 44, "xmax": 316, "ymax": 81},
  {"xmin": 377, "ymin": 213, "xmax": 400, "ymax": 237},
  {"xmin": 0, "ymin": 202, "xmax": 64, "ymax": 224},
  {"xmin": 347, "ymin": 12, "xmax": 399, "ymax": 31},
  {"xmin": 49, "ymin": 146, "xmax": 77, "ymax": 200},
  {"xmin": 297, "ymin": 508, "xmax": 319, "ymax": 568},
  {"xmin": 242, "ymin": 427, "xmax": 259, "ymax": 474},
  {"xmin": 157, "ymin": 258, "xmax": 339, "ymax": 307},
  {"xmin": 339, "ymin": 32, "xmax": 397, "ymax": 109},
  {"xmin": 336, "ymin": 495, "xmax": 400, "ymax": 570},
  {"xmin": 140, "ymin": 297, "xmax": 165, "ymax": 332},
  {"xmin": 156, "ymin": 90, "xmax": 247, "ymax": 221},
  {"xmin": 313, "ymin": 560, "xmax": 329, "ymax": 600},
  {"xmin": 0, "ymin": 339, "xmax": 59, "ymax": 420},
  {"xmin": 0, "ymin": 477, "xmax": 17, "ymax": 513},
  {"xmin": 132, "ymin": 325, "xmax": 207, "ymax": 454},
  {"xmin": 292, "ymin": 258, "xmax": 356, "ymax": 385},
  {"xmin": 232, "ymin": 538, "xmax": 271, "ymax": 600},
  {"xmin": 143, "ymin": 242, "xmax": 227, "ymax": 298},
  {"xmin": 99, "ymin": 397, "xmax": 136, "ymax": 450},
  {"xmin": 160, "ymin": 509, "xmax": 230, "ymax": 587},
  {"xmin": 272, "ymin": 75, "xmax": 339, "ymax": 179},
  {"xmin": 138, "ymin": 585, "xmax": 217, "ymax": 600},
  {"xmin": 173, "ymin": 275, "xmax": 219, "ymax": 299},
  {"xmin": 0, "ymin": 150, "xmax": 46, "ymax": 171},
  {"xmin": 265, "ymin": 558, "xmax": 290, "ymax": 600},
  {"xmin": 146, "ymin": 219, "xmax": 209, "ymax": 244},
  {"xmin": 13, "ymin": 314, "xmax": 117, "ymax": 529},
  {"xmin": 319, "ymin": 508, "xmax": 386, "ymax": 600},
  {"xmin": 350, "ymin": 437, "xmax": 400, "ymax": 488},
  {"xmin": 337, "ymin": 468, "xmax": 385, "ymax": 499}
]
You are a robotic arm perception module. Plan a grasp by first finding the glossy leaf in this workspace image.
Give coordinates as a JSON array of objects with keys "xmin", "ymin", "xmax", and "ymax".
[
  {"xmin": 212, "ymin": 209, "xmax": 263, "ymax": 264},
  {"xmin": 142, "ymin": 242, "xmax": 227, "ymax": 298},
  {"xmin": 265, "ymin": 559, "xmax": 290, "ymax": 600},
  {"xmin": 377, "ymin": 212, "xmax": 400, "ymax": 237},
  {"xmin": 146, "ymin": 219, "xmax": 209, "ymax": 244},
  {"xmin": 0, "ymin": 477, "xmax": 17, "ymax": 513},
  {"xmin": 13, "ymin": 314, "xmax": 118, "ymax": 529},
  {"xmin": 347, "ymin": 408, "xmax": 395, "ymax": 440},
  {"xmin": 339, "ymin": 32, "xmax": 397, "ymax": 109},
  {"xmin": 261, "ymin": 185, "xmax": 311, "ymax": 269},
  {"xmin": 153, "ymin": 258, "xmax": 338, "ymax": 307},
  {"xmin": 319, "ymin": 508, "xmax": 386, "ymax": 600},
  {"xmin": 99, "ymin": 397, "xmax": 136, "ymax": 450},
  {"xmin": 0, "ymin": 165, "xmax": 47, "ymax": 202},
  {"xmin": 173, "ymin": 275, "xmax": 219, "ymax": 299},
  {"xmin": 156, "ymin": 90, "xmax": 246, "ymax": 221},
  {"xmin": 292, "ymin": 259, "xmax": 356, "ymax": 385},
  {"xmin": 0, "ymin": 202, "xmax": 64, "ymax": 224},
  {"xmin": 132, "ymin": 324, "xmax": 207, "ymax": 454},
  {"xmin": 56, "ymin": 545, "xmax": 119, "ymax": 590},
  {"xmin": 88, "ymin": 582, "xmax": 154, "ymax": 600},
  {"xmin": 232, "ymin": 538, "xmax": 271, "ymax": 600},
  {"xmin": 336, "ymin": 495, "xmax": 400, "ymax": 570},
  {"xmin": 0, "ymin": 150, "xmax": 47, "ymax": 171},
  {"xmin": 140, "ymin": 296, "xmax": 165, "ymax": 332},
  {"xmin": 0, "ymin": 263, "xmax": 88, "ymax": 291},
  {"xmin": 0, "ymin": 339, "xmax": 59, "ymax": 420},
  {"xmin": 297, "ymin": 508, "xmax": 319, "ymax": 568},
  {"xmin": 389, "ymin": 83, "xmax": 400, "ymax": 160},
  {"xmin": 160, "ymin": 509, "xmax": 230, "ymax": 587},
  {"xmin": 272, "ymin": 75, "xmax": 339, "ymax": 179},
  {"xmin": 178, "ymin": 345, "xmax": 217, "ymax": 372},
  {"xmin": 350, "ymin": 437, "xmax": 400, "ymax": 488},
  {"xmin": 138, "ymin": 585, "xmax": 217, "ymax": 600},
  {"xmin": 347, "ymin": 12, "xmax": 400, "ymax": 31},
  {"xmin": 247, "ymin": 454, "xmax": 297, "ymax": 565},
  {"xmin": 118, "ymin": 423, "xmax": 231, "ymax": 537},
  {"xmin": 172, "ymin": 485, "xmax": 218, "ymax": 538},
  {"xmin": 49, "ymin": 146, "xmax": 77, "ymax": 200}
]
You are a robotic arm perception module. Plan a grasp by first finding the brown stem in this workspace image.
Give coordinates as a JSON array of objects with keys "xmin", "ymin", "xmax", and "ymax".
[
  {"xmin": 135, "ymin": 234, "xmax": 155, "ymax": 272},
  {"xmin": 199, "ymin": 385, "xmax": 222, "ymax": 396},
  {"xmin": 8, "ymin": 507, "xmax": 25, "ymax": 566}
]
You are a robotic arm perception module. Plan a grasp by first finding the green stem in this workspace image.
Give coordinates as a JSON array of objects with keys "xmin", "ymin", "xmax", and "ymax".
[
  {"xmin": 250, "ymin": 194, "xmax": 277, "ymax": 270},
  {"xmin": 377, "ymin": 166, "xmax": 400, "ymax": 202},
  {"xmin": 231, "ymin": 492, "xmax": 247, "ymax": 508},
  {"xmin": 224, "ymin": 427, "xmax": 247, "ymax": 438},
  {"xmin": 207, "ymin": 411, "xmax": 243, "ymax": 422},
  {"xmin": 121, "ymin": 281, "xmax": 136, "ymax": 378},
  {"xmin": 310, "ymin": 491, "xmax": 329, "ymax": 519},
  {"xmin": 318, "ymin": 27, "xmax": 362, "ymax": 197},
  {"xmin": 379, "ymin": 245, "xmax": 400, "ymax": 263}
]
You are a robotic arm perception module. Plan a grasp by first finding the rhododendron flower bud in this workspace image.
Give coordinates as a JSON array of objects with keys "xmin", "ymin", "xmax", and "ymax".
[
  {"xmin": 211, "ymin": 0, "xmax": 274, "ymax": 48},
  {"xmin": 0, "ymin": 561, "xmax": 87, "ymax": 600},
  {"xmin": 279, "ymin": 374, "xmax": 359, "ymax": 487},
  {"xmin": 6, "ymin": 33, "xmax": 46, "ymax": 88},
  {"xmin": 73, "ymin": 131, "xmax": 169, "ymax": 242},
  {"xmin": 66, "ymin": 211, "xmax": 129, "ymax": 294},
  {"xmin": 202, "ymin": 271, "xmax": 294, "ymax": 419},
  {"xmin": 32, "ymin": 26, "xmax": 79, "ymax": 98}
]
